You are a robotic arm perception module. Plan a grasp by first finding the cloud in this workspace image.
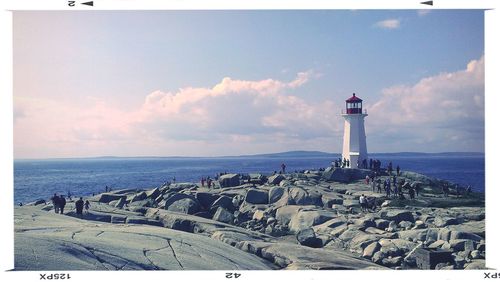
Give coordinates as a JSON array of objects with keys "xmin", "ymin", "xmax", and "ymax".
[
  {"xmin": 14, "ymin": 70, "xmax": 346, "ymax": 157},
  {"xmin": 133, "ymin": 70, "xmax": 340, "ymax": 141},
  {"xmin": 374, "ymin": 18, "xmax": 401, "ymax": 30},
  {"xmin": 367, "ymin": 56, "xmax": 484, "ymax": 152}
]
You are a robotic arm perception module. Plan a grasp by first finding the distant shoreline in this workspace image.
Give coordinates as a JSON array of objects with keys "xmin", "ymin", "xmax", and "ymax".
[{"xmin": 14, "ymin": 151, "xmax": 485, "ymax": 162}]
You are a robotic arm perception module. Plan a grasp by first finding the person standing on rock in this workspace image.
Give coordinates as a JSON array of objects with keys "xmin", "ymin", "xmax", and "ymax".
[
  {"xmin": 376, "ymin": 179, "xmax": 382, "ymax": 193},
  {"xmin": 281, "ymin": 163, "xmax": 286, "ymax": 174},
  {"xmin": 51, "ymin": 193, "xmax": 60, "ymax": 214},
  {"xmin": 359, "ymin": 194, "xmax": 367, "ymax": 212},
  {"xmin": 365, "ymin": 175, "xmax": 370, "ymax": 185},
  {"xmin": 371, "ymin": 177, "xmax": 376, "ymax": 192},
  {"xmin": 75, "ymin": 197, "xmax": 84, "ymax": 217},
  {"xmin": 201, "ymin": 177, "xmax": 205, "ymax": 187},
  {"xmin": 394, "ymin": 181, "xmax": 400, "ymax": 198},
  {"xmin": 409, "ymin": 186, "xmax": 415, "ymax": 200},
  {"xmin": 84, "ymin": 200, "xmax": 91, "ymax": 214},
  {"xmin": 59, "ymin": 195, "xmax": 66, "ymax": 214},
  {"xmin": 396, "ymin": 165, "xmax": 401, "ymax": 176},
  {"xmin": 384, "ymin": 179, "xmax": 391, "ymax": 198},
  {"xmin": 207, "ymin": 177, "xmax": 212, "ymax": 189}
]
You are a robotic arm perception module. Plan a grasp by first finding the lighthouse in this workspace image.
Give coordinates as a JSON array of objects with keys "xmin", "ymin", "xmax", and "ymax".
[{"xmin": 341, "ymin": 93, "xmax": 368, "ymax": 168}]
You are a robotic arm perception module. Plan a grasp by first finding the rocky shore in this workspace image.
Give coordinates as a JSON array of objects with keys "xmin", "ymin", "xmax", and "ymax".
[{"xmin": 15, "ymin": 167, "xmax": 486, "ymax": 270}]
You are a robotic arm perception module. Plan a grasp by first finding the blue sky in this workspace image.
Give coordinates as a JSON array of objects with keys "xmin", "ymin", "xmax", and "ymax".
[{"xmin": 13, "ymin": 10, "xmax": 485, "ymax": 158}]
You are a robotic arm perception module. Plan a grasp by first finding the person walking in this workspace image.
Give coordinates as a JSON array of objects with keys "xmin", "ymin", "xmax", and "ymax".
[
  {"xmin": 51, "ymin": 193, "xmax": 60, "ymax": 214},
  {"xmin": 409, "ymin": 187, "xmax": 415, "ymax": 200},
  {"xmin": 207, "ymin": 177, "xmax": 212, "ymax": 189},
  {"xmin": 59, "ymin": 195, "xmax": 66, "ymax": 214},
  {"xmin": 75, "ymin": 197, "xmax": 84, "ymax": 217},
  {"xmin": 84, "ymin": 200, "xmax": 91, "ymax": 214},
  {"xmin": 359, "ymin": 194, "xmax": 367, "ymax": 212},
  {"xmin": 376, "ymin": 179, "xmax": 382, "ymax": 193}
]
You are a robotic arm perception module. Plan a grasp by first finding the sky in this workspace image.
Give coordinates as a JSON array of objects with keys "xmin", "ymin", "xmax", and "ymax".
[{"xmin": 13, "ymin": 10, "xmax": 485, "ymax": 158}]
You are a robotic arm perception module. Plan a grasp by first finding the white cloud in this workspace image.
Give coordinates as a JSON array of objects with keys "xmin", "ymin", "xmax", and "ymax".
[
  {"xmin": 367, "ymin": 56, "xmax": 484, "ymax": 152},
  {"xmin": 133, "ymin": 70, "xmax": 341, "ymax": 141},
  {"xmin": 374, "ymin": 18, "xmax": 401, "ymax": 30},
  {"xmin": 14, "ymin": 70, "xmax": 346, "ymax": 158}
]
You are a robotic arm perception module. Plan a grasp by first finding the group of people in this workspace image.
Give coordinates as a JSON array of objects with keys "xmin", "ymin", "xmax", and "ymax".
[
  {"xmin": 333, "ymin": 158, "xmax": 350, "ymax": 168},
  {"xmin": 50, "ymin": 193, "xmax": 90, "ymax": 216},
  {"xmin": 200, "ymin": 176, "xmax": 214, "ymax": 188},
  {"xmin": 358, "ymin": 194, "xmax": 377, "ymax": 212},
  {"xmin": 442, "ymin": 183, "xmax": 471, "ymax": 197},
  {"xmin": 50, "ymin": 193, "xmax": 67, "ymax": 214},
  {"xmin": 75, "ymin": 197, "xmax": 91, "ymax": 217},
  {"xmin": 366, "ymin": 173, "xmax": 420, "ymax": 200}
]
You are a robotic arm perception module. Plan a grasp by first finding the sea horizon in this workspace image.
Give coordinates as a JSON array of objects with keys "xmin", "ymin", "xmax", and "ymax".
[{"xmin": 13, "ymin": 150, "xmax": 486, "ymax": 162}]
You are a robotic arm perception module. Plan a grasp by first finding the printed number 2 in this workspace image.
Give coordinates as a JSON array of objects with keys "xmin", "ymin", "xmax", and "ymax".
[
  {"xmin": 68, "ymin": 1, "xmax": 75, "ymax": 6},
  {"xmin": 225, "ymin": 273, "xmax": 241, "ymax": 279}
]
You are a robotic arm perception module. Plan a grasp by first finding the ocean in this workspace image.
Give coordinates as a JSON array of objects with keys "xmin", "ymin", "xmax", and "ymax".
[{"xmin": 13, "ymin": 152, "xmax": 485, "ymax": 204}]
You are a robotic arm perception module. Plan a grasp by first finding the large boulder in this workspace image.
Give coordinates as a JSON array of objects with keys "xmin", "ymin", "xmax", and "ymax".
[
  {"xmin": 268, "ymin": 186, "xmax": 286, "ymax": 204},
  {"xmin": 296, "ymin": 228, "xmax": 323, "ymax": 248},
  {"xmin": 114, "ymin": 197, "xmax": 127, "ymax": 209},
  {"xmin": 145, "ymin": 188, "xmax": 161, "ymax": 200},
  {"xmin": 321, "ymin": 168, "xmax": 371, "ymax": 183},
  {"xmin": 363, "ymin": 242, "xmax": 381, "ymax": 259},
  {"xmin": 167, "ymin": 198, "xmax": 200, "ymax": 214},
  {"xmin": 397, "ymin": 229, "xmax": 427, "ymax": 242},
  {"xmin": 379, "ymin": 209, "xmax": 414, "ymax": 223},
  {"xmin": 447, "ymin": 220, "xmax": 485, "ymax": 237},
  {"xmin": 130, "ymin": 191, "xmax": 148, "ymax": 203},
  {"xmin": 268, "ymin": 174, "xmax": 285, "ymax": 185},
  {"xmin": 321, "ymin": 193, "xmax": 343, "ymax": 208},
  {"xmin": 289, "ymin": 210, "xmax": 336, "ymax": 233},
  {"xmin": 433, "ymin": 216, "xmax": 460, "ymax": 227},
  {"xmin": 449, "ymin": 231, "xmax": 483, "ymax": 242},
  {"xmin": 164, "ymin": 193, "xmax": 197, "ymax": 209},
  {"xmin": 288, "ymin": 187, "xmax": 323, "ymax": 206},
  {"xmin": 248, "ymin": 174, "xmax": 266, "ymax": 185},
  {"xmin": 219, "ymin": 174, "xmax": 240, "ymax": 188},
  {"xmin": 289, "ymin": 187, "xmax": 313, "ymax": 205},
  {"xmin": 212, "ymin": 207, "xmax": 234, "ymax": 224},
  {"xmin": 275, "ymin": 205, "xmax": 303, "ymax": 226},
  {"xmin": 211, "ymin": 195, "xmax": 235, "ymax": 212},
  {"xmin": 245, "ymin": 189, "xmax": 269, "ymax": 205},
  {"xmin": 97, "ymin": 193, "xmax": 127, "ymax": 204},
  {"xmin": 195, "ymin": 192, "xmax": 219, "ymax": 210}
]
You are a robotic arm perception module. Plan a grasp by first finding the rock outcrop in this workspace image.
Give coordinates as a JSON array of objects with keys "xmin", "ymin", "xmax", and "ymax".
[{"xmin": 15, "ymin": 168, "xmax": 485, "ymax": 271}]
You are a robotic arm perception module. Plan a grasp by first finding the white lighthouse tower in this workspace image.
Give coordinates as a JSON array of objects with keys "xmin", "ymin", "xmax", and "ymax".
[{"xmin": 341, "ymin": 93, "xmax": 368, "ymax": 168}]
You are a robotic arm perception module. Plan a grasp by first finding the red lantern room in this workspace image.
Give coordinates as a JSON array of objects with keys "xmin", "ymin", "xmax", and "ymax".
[{"xmin": 345, "ymin": 93, "xmax": 363, "ymax": 114}]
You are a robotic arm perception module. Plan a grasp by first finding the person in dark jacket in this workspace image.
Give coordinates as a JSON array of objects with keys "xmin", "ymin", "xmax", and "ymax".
[
  {"xmin": 84, "ymin": 200, "xmax": 91, "ymax": 214},
  {"xmin": 59, "ymin": 195, "xmax": 67, "ymax": 214},
  {"xmin": 75, "ymin": 197, "xmax": 84, "ymax": 217},
  {"xmin": 51, "ymin": 193, "xmax": 60, "ymax": 214}
]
